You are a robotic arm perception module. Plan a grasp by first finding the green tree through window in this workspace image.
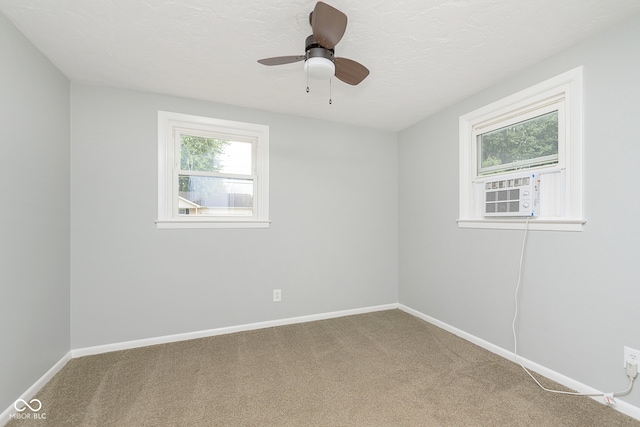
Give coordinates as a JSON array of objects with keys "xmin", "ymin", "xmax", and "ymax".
[
  {"xmin": 179, "ymin": 135, "xmax": 229, "ymax": 195},
  {"xmin": 479, "ymin": 111, "xmax": 558, "ymax": 172}
]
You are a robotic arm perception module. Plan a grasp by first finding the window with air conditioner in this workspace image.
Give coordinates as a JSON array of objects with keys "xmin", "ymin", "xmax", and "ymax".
[{"xmin": 458, "ymin": 67, "xmax": 584, "ymax": 231}]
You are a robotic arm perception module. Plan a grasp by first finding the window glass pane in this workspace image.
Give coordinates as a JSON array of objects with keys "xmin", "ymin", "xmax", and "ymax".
[
  {"xmin": 217, "ymin": 140, "xmax": 252, "ymax": 175},
  {"xmin": 178, "ymin": 175, "xmax": 253, "ymax": 217},
  {"xmin": 478, "ymin": 111, "xmax": 558, "ymax": 173},
  {"xmin": 181, "ymin": 136, "xmax": 252, "ymax": 175}
]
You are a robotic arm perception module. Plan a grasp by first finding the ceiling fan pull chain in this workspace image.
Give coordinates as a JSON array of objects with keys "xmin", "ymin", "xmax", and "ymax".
[
  {"xmin": 306, "ymin": 64, "xmax": 310, "ymax": 93},
  {"xmin": 329, "ymin": 78, "xmax": 332, "ymax": 105}
]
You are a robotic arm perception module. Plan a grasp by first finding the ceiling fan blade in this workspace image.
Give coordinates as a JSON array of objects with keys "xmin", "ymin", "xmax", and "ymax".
[
  {"xmin": 311, "ymin": 2, "xmax": 347, "ymax": 49},
  {"xmin": 258, "ymin": 55, "xmax": 305, "ymax": 66},
  {"xmin": 334, "ymin": 57, "xmax": 369, "ymax": 85}
]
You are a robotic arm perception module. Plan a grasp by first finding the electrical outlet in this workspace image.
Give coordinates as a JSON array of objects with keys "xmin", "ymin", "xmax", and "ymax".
[
  {"xmin": 623, "ymin": 346, "xmax": 640, "ymax": 368},
  {"xmin": 273, "ymin": 289, "xmax": 282, "ymax": 302}
]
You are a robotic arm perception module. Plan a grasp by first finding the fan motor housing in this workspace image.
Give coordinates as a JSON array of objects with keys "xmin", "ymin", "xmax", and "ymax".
[{"xmin": 305, "ymin": 35, "xmax": 334, "ymax": 62}]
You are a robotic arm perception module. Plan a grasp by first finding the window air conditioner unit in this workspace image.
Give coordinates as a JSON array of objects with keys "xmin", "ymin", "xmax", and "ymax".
[{"xmin": 483, "ymin": 172, "xmax": 539, "ymax": 217}]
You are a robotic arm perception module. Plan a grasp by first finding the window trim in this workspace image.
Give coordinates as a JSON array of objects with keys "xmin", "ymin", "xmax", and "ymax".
[
  {"xmin": 458, "ymin": 67, "xmax": 584, "ymax": 231},
  {"xmin": 157, "ymin": 111, "xmax": 270, "ymax": 229}
]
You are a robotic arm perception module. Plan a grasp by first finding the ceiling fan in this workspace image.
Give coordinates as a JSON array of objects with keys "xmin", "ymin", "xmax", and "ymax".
[{"xmin": 257, "ymin": 1, "xmax": 369, "ymax": 86}]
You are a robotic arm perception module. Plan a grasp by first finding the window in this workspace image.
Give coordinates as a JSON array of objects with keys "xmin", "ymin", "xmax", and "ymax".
[
  {"xmin": 458, "ymin": 67, "xmax": 584, "ymax": 231},
  {"xmin": 157, "ymin": 111, "xmax": 269, "ymax": 229},
  {"xmin": 477, "ymin": 110, "xmax": 558, "ymax": 176}
]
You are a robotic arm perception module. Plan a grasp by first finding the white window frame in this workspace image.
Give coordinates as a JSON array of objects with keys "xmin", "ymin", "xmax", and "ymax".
[
  {"xmin": 157, "ymin": 111, "xmax": 269, "ymax": 229},
  {"xmin": 458, "ymin": 67, "xmax": 585, "ymax": 231}
]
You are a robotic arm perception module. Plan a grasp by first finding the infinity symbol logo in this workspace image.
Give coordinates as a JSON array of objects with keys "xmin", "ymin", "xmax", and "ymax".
[{"xmin": 14, "ymin": 398, "xmax": 42, "ymax": 412}]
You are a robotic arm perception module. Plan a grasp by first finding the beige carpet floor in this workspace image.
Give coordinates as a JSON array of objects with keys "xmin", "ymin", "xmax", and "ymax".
[{"xmin": 6, "ymin": 309, "xmax": 640, "ymax": 426}]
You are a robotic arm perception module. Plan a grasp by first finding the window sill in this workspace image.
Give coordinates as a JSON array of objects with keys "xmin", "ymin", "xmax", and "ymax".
[
  {"xmin": 457, "ymin": 218, "xmax": 585, "ymax": 232},
  {"xmin": 156, "ymin": 219, "xmax": 271, "ymax": 229}
]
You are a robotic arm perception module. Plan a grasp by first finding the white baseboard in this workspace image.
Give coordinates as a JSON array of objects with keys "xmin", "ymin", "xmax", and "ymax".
[
  {"xmin": 71, "ymin": 303, "xmax": 399, "ymax": 358},
  {"xmin": 398, "ymin": 304, "xmax": 640, "ymax": 422},
  {"xmin": 0, "ymin": 351, "xmax": 71, "ymax": 426}
]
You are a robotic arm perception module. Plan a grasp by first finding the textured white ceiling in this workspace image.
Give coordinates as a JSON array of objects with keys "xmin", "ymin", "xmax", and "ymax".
[{"xmin": 2, "ymin": 1, "xmax": 639, "ymax": 131}]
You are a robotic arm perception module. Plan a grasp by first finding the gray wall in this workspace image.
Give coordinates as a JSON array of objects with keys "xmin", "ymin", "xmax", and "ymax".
[
  {"xmin": 399, "ymin": 13, "xmax": 640, "ymax": 408},
  {"xmin": 0, "ymin": 13, "xmax": 70, "ymax": 411},
  {"xmin": 70, "ymin": 84, "xmax": 398, "ymax": 349}
]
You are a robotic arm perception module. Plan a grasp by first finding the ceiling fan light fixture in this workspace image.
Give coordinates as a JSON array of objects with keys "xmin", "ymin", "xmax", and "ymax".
[
  {"xmin": 258, "ymin": 2, "xmax": 369, "ymax": 86},
  {"xmin": 304, "ymin": 56, "xmax": 335, "ymax": 80}
]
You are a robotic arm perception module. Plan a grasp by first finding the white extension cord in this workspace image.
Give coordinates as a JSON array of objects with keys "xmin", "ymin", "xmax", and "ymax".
[{"xmin": 511, "ymin": 217, "xmax": 637, "ymax": 403}]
